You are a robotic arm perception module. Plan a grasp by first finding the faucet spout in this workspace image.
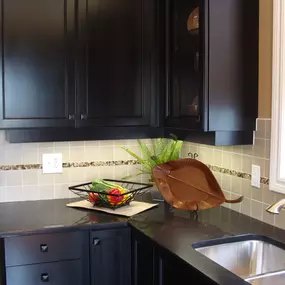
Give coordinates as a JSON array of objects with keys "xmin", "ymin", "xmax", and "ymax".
[{"xmin": 266, "ymin": 199, "xmax": 285, "ymax": 214}]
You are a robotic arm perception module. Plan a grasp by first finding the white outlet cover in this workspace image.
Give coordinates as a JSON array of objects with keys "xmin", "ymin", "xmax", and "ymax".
[
  {"xmin": 42, "ymin": 153, "xmax": 63, "ymax": 174},
  {"xmin": 251, "ymin": 164, "xmax": 261, "ymax": 188}
]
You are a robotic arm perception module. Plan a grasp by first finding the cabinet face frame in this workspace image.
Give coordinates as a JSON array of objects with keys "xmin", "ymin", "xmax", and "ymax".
[{"xmin": 270, "ymin": 0, "xmax": 285, "ymax": 193}]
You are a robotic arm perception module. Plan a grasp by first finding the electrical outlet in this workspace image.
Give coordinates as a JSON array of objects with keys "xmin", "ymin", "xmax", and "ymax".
[
  {"xmin": 42, "ymin": 153, "xmax": 63, "ymax": 174},
  {"xmin": 251, "ymin": 165, "xmax": 261, "ymax": 188}
]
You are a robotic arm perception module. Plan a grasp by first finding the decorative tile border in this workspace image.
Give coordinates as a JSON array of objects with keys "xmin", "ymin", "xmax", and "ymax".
[
  {"xmin": 0, "ymin": 160, "xmax": 269, "ymax": 185},
  {"xmin": 0, "ymin": 160, "xmax": 139, "ymax": 171},
  {"xmin": 207, "ymin": 165, "xmax": 269, "ymax": 185}
]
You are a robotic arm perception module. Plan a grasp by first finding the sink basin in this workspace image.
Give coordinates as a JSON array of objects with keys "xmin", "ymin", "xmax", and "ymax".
[{"xmin": 193, "ymin": 235, "xmax": 285, "ymax": 283}]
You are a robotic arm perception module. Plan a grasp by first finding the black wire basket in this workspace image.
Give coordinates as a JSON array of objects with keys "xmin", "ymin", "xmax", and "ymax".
[{"xmin": 69, "ymin": 179, "xmax": 153, "ymax": 210}]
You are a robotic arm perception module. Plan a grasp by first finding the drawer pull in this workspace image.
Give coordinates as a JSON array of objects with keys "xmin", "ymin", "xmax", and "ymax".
[
  {"xmin": 93, "ymin": 238, "xmax": 100, "ymax": 246},
  {"xmin": 41, "ymin": 273, "xmax": 49, "ymax": 282},
  {"xmin": 40, "ymin": 244, "xmax": 48, "ymax": 253}
]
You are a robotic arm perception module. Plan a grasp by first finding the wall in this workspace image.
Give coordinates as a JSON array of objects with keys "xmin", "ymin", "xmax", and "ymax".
[
  {"xmin": 259, "ymin": 0, "xmax": 273, "ymax": 118},
  {"xmin": 0, "ymin": 135, "xmax": 148, "ymax": 202}
]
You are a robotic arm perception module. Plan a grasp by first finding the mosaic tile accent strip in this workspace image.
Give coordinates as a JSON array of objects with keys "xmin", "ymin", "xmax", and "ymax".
[
  {"xmin": 206, "ymin": 164, "xmax": 269, "ymax": 185},
  {"xmin": 0, "ymin": 160, "xmax": 139, "ymax": 171},
  {"xmin": 0, "ymin": 160, "xmax": 269, "ymax": 185}
]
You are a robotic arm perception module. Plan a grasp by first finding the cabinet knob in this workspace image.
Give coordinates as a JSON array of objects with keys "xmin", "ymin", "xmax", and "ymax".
[
  {"xmin": 40, "ymin": 244, "xmax": 48, "ymax": 253},
  {"xmin": 41, "ymin": 273, "xmax": 49, "ymax": 282},
  {"xmin": 93, "ymin": 238, "xmax": 100, "ymax": 246},
  {"xmin": 68, "ymin": 114, "xmax": 75, "ymax": 120},
  {"xmin": 80, "ymin": 114, "xmax": 87, "ymax": 120}
]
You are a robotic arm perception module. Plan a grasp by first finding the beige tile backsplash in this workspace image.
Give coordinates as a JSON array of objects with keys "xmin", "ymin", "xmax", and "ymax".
[
  {"xmin": 1, "ymin": 118, "xmax": 285, "ymax": 230},
  {"xmin": 181, "ymin": 118, "xmax": 285, "ymax": 230}
]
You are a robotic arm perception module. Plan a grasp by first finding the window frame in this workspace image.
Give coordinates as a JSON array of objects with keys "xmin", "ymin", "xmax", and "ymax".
[{"xmin": 270, "ymin": 0, "xmax": 285, "ymax": 193}]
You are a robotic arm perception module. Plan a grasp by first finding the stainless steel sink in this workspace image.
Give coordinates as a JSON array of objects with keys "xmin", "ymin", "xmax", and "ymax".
[{"xmin": 193, "ymin": 235, "xmax": 285, "ymax": 284}]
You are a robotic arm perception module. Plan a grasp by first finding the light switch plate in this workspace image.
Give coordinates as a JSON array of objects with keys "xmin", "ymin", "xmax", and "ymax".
[
  {"xmin": 42, "ymin": 153, "xmax": 63, "ymax": 174},
  {"xmin": 251, "ymin": 164, "xmax": 261, "ymax": 188}
]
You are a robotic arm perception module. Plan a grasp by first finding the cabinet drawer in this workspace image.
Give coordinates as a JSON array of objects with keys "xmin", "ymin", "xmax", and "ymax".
[
  {"xmin": 5, "ymin": 232, "xmax": 82, "ymax": 266},
  {"xmin": 6, "ymin": 259, "xmax": 82, "ymax": 285}
]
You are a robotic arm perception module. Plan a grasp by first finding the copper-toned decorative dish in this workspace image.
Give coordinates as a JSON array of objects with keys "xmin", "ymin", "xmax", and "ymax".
[{"xmin": 152, "ymin": 158, "xmax": 243, "ymax": 211}]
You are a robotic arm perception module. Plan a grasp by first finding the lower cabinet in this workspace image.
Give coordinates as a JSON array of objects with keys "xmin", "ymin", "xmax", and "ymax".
[
  {"xmin": 132, "ymin": 229, "xmax": 156, "ymax": 285},
  {"xmin": 131, "ymin": 228, "xmax": 216, "ymax": 285},
  {"xmin": 6, "ymin": 259, "xmax": 82, "ymax": 285},
  {"xmin": 90, "ymin": 227, "xmax": 131, "ymax": 285}
]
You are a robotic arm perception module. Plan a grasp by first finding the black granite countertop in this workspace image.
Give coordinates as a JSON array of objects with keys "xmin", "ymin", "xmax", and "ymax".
[{"xmin": 1, "ymin": 197, "xmax": 285, "ymax": 285}]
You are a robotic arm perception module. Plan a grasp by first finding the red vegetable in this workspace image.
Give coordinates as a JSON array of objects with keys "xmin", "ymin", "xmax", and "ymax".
[
  {"xmin": 108, "ymin": 188, "xmax": 124, "ymax": 205},
  {"xmin": 89, "ymin": 193, "xmax": 99, "ymax": 204}
]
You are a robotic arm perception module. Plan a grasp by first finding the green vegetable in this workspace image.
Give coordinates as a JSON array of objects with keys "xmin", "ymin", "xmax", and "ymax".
[{"xmin": 91, "ymin": 179, "xmax": 122, "ymax": 192}]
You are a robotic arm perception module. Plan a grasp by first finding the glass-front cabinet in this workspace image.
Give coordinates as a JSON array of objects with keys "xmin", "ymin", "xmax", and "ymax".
[{"xmin": 165, "ymin": 0, "xmax": 204, "ymax": 130}]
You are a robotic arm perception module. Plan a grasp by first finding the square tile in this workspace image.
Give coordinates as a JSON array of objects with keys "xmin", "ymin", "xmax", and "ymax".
[
  {"xmin": 242, "ymin": 155, "xmax": 252, "ymax": 174},
  {"xmin": 22, "ymin": 185, "xmax": 40, "ymax": 201},
  {"xmin": 23, "ymin": 170, "xmax": 39, "ymax": 186},
  {"xmin": 251, "ymin": 200, "xmax": 262, "ymax": 220},
  {"xmin": 231, "ymin": 154, "xmax": 242, "ymax": 172},
  {"xmin": 70, "ymin": 147, "xmax": 85, "ymax": 162},
  {"xmin": 241, "ymin": 178, "xmax": 252, "ymax": 198},
  {"xmin": 5, "ymin": 186, "xmax": 23, "ymax": 202},
  {"xmin": 222, "ymin": 152, "xmax": 232, "ymax": 169},
  {"xmin": 39, "ymin": 185, "xmax": 55, "ymax": 200},
  {"xmin": 231, "ymin": 193, "xmax": 241, "ymax": 212},
  {"xmin": 265, "ymin": 120, "xmax": 272, "ymax": 139},
  {"xmin": 231, "ymin": 176, "xmax": 242, "ymax": 194},
  {"xmin": 262, "ymin": 203, "xmax": 275, "ymax": 225},
  {"xmin": 38, "ymin": 172, "xmax": 55, "ymax": 185},
  {"xmin": 6, "ymin": 171, "xmax": 22, "ymax": 186},
  {"xmin": 255, "ymin": 119, "xmax": 266, "ymax": 139},
  {"xmin": 213, "ymin": 150, "xmax": 223, "ymax": 167},
  {"xmin": 262, "ymin": 185, "xmax": 276, "ymax": 205},
  {"xmin": 241, "ymin": 198, "xmax": 251, "ymax": 216},
  {"xmin": 54, "ymin": 184, "xmax": 70, "ymax": 199},
  {"xmin": 251, "ymin": 186, "xmax": 262, "ymax": 202},
  {"xmin": 98, "ymin": 146, "xmax": 114, "ymax": 161},
  {"xmin": 253, "ymin": 139, "xmax": 266, "ymax": 158},
  {"xmin": 221, "ymin": 174, "xmax": 231, "ymax": 191}
]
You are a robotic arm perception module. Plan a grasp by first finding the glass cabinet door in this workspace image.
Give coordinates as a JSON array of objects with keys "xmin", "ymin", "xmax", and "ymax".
[{"xmin": 166, "ymin": 0, "xmax": 203, "ymax": 129}]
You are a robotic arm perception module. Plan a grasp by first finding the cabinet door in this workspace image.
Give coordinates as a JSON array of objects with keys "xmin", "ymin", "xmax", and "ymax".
[
  {"xmin": 0, "ymin": 0, "xmax": 76, "ymax": 128},
  {"xmin": 90, "ymin": 228, "xmax": 131, "ymax": 285},
  {"xmin": 132, "ymin": 230, "xmax": 156, "ymax": 285},
  {"xmin": 157, "ymin": 249, "xmax": 215, "ymax": 285},
  {"xmin": 165, "ymin": 0, "xmax": 205, "ymax": 130},
  {"xmin": 77, "ymin": 0, "xmax": 154, "ymax": 127}
]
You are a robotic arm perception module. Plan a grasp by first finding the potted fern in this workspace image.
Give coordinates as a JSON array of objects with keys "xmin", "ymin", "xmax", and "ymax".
[{"xmin": 119, "ymin": 135, "xmax": 183, "ymax": 183}]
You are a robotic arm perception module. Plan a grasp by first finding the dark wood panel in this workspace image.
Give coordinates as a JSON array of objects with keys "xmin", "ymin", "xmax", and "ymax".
[
  {"xmin": 77, "ymin": 0, "xmax": 154, "ymax": 127},
  {"xmin": 208, "ymin": 0, "xmax": 259, "ymax": 132},
  {"xmin": 5, "ymin": 127, "xmax": 163, "ymax": 143},
  {"xmin": 90, "ymin": 228, "xmax": 131, "ymax": 285},
  {"xmin": 132, "ymin": 229, "xmax": 156, "ymax": 285},
  {"xmin": 5, "ymin": 232, "xmax": 82, "ymax": 266},
  {"xmin": 0, "ymin": 0, "xmax": 76, "ymax": 128},
  {"xmin": 6, "ymin": 259, "xmax": 82, "ymax": 285}
]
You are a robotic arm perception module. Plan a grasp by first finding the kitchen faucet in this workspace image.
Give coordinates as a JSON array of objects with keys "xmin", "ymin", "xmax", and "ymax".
[{"xmin": 266, "ymin": 199, "xmax": 285, "ymax": 214}]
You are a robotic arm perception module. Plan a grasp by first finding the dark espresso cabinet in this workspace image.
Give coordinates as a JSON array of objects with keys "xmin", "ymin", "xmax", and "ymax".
[
  {"xmin": 1, "ymin": 0, "xmax": 259, "ymax": 145},
  {"xmin": 0, "ymin": 0, "xmax": 157, "ymax": 130},
  {"xmin": 0, "ymin": 0, "xmax": 76, "ymax": 128},
  {"xmin": 90, "ymin": 228, "xmax": 131, "ymax": 285},
  {"xmin": 77, "ymin": 0, "xmax": 156, "ymax": 128},
  {"xmin": 165, "ymin": 0, "xmax": 259, "ymax": 145}
]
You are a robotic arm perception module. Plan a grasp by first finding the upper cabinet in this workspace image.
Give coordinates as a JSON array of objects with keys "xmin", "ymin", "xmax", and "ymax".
[
  {"xmin": 1, "ymin": 0, "xmax": 259, "ymax": 145},
  {"xmin": 164, "ymin": 0, "xmax": 259, "ymax": 145},
  {"xmin": 0, "ymin": 0, "xmax": 157, "ymax": 129},
  {"xmin": 0, "ymin": 0, "xmax": 76, "ymax": 128},
  {"xmin": 77, "ymin": 0, "xmax": 156, "ymax": 128}
]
